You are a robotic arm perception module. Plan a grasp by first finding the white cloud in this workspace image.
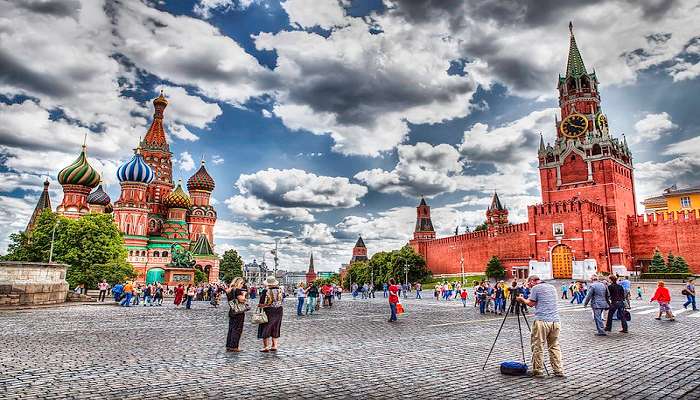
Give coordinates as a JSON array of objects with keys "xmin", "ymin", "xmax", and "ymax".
[
  {"xmin": 225, "ymin": 194, "xmax": 315, "ymax": 222},
  {"xmin": 155, "ymin": 86, "xmax": 222, "ymax": 129},
  {"xmin": 211, "ymin": 155, "xmax": 224, "ymax": 165},
  {"xmin": 215, "ymin": 219, "xmax": 272, "ymax": 242},
  {"xmin": 176, "ymin": 152, "xmax": 195, "ymax": 172},
  {"xmin": 193, "ymin": 0, "xmax": 258, "ymax": 18},
  {"xmin": 632, "ymin": 112, "xmax": 677, "ymax": 143},
  {"xmin": 282, "ymin": 0, "xmax": 347, "ymax": 29},
  {"xmin": 168, "ymin": 124, "xmax": 200, "ymax": 142},
  {"xmin": 355, "ymin": 142, "xmax": 463, "ymax": 197},
  {"xmin": 0, "ymin": 195, "xmax": 36, "ymax": 254},
  {"xmin": 236, "ymin": 168, "xmax": 368, "ymax": 208},
  {"xmin": 300, "ymin": 223, "xmax": 336, "ymax": 244}
]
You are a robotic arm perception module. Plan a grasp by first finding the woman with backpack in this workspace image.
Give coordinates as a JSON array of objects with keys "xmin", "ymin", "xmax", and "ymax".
[
  {"xmin": 225, "ymin": 277, "xmax": 248, "ymax": 352},
  {"xmin": 258, "ymin": 276, "xmax": 284, "ymax": 352}
]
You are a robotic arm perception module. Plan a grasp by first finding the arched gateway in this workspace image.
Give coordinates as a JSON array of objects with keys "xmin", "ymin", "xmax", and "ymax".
[{"xmin": 551, "ymin": 245, "xmax": 573, "ymax": 279}]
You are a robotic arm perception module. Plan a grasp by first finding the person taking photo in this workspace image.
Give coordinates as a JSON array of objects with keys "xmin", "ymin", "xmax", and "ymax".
[{"xmin": 516, "ymin": 275, "xmax": 564, "ymax": 378}]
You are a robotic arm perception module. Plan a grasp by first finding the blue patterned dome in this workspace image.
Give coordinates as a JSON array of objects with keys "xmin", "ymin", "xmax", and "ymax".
[{"xmin": 117, "ymin": 150, "xmax": 154, "ymax": 184}]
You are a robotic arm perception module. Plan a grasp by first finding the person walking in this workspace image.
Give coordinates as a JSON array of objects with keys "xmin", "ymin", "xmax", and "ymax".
[
  {"xmin": 174, "ymin": 283, "xmax": 185, "ymax": 308},
  {"xmin": 185, "ymin": 284, "xmax": 195, "ymax": 309},
  {"xmin": 683, "ymin": 278, "xmax": 697, "ymax": 311},
  {"xmin": 651, "ymin": 281, "xmax": 675, "ymax": 321},
  {"xmin": 415, "ymin": 282, "xmax": 422, "ymax": 299},
  {"xmin": 561, "ymin": 283, "xmax": 568, "ymax": 300},
  {"xmin": 516, "ymin": 275, "xmax": 564, "ymax": 378},
  {"xmin": 258, "ymin": 276, "xmax": 284, "ymax": 352},
  {"xmin": 636, "ymin": 286, "xmax": 643, "ymax": 300},
  {"xmin": 383, "ymin": 282, "xmax": 389, "ymax": 298},
  {"xmin": 143, "ymin": 284, "xmax": 152, "ymax": 306},
  {"xmin": 295, "ymin": 283, "xmax": 306, "ymax": 316},
  {"xmin": 225, "ymin": 277, "xmax": 248, "ymax": 352},
  {"xmin": 495, "ymin": 282, "xmax": 506, "ymax": 315},
  {"xmin": 154, "ymin": 283, "xmax": 163, "ymax": 306},
  {"xmin": 604, "ymin": 275, "xmax": 629, "ymax": 333},
  {"xmin": 460, "ymin": 288, "xmax": 468, "ymax": 307},
  {"xmin": 306, "ymin": 283, "xmax": 318, "ymax": 315},
  {"xmin": 119, "ymin": 281, "xmax": 133, "ymax": 307},
  {"xmin": 98, "ymin": 280, "xmax": 109, "ymax": 302},
  {"xmin": 388, "ymin": 278, "xmax": 400, "ymax": 322},
  {"xmin": 583, "ymin": 274, "xmax": 610, "ymax": 336},
  {"xmin": 477, "ymin": 282, "xmax": 487, "ymax": 314}
]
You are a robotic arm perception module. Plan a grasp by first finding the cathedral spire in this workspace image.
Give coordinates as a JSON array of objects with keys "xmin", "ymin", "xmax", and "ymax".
[
  {"xmin": 26, "ymin": 179, "xmax": 52, "ymax": 232},
  {"xmin": 566, "ymin": 22, "xmax": 587, "ymax": 78},
  {"xmin": 539, "ymin": 133, "xmax": 546, "ymax": 153},
  {"xmin": 142, "ymin": 91, "xmax": 170, "ymax": 151}
]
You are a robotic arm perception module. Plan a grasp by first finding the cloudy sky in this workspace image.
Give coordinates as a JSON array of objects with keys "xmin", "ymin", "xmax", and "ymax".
[{"xmin": 1, "ymin": 0, "xmax": 699, "ymax": 272}]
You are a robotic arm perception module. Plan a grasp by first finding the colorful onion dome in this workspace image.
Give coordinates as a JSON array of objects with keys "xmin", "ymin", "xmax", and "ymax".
[
  {"xmin": 57, "ymin": 145, "xmax": 101, "ymax": 188},
  {"xmin": 163, "ymin": 180, "xmax": 192, "ymax": 209},
  {"xmin": 87, "ymin": 184, "xmax": 111, "ymax": 206},
  {"xmin": 117, "ymin": 148, "xmax": 154, "ymax": 184},
  {"xmin": 187, "ymin": 160, "xmax": 215, "ymax": 192}
]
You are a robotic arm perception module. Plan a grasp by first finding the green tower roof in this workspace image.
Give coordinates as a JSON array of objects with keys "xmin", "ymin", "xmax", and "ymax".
[{"xmin": 566, "ymin": 22, "xmax": 587, "ymax": 78}]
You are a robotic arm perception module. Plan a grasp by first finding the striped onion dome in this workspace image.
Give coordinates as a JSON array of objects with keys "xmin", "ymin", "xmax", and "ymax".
[
  {"xmin": 163, "ymin": 180, "xmax": 192, "ymax": 209},
  {"xmin": 117, "ymin": 149, "xmax": 154, "ymax": 184},
  {"xmin": 57, "ymin": 145, "xmax": 101, "ymax": 188},
  {"xmin": 187, "ymin": 161, "xmax": 215, "ymax": 192},
  {"xmin": 87, "ymin": 184, "xmax": 111, "ymax": 206}
]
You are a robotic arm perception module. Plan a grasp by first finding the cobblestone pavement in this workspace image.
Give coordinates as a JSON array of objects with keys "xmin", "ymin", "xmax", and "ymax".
[{"xmin": 1, "ymin": 291, "xmax": 699, "ymax": 399}]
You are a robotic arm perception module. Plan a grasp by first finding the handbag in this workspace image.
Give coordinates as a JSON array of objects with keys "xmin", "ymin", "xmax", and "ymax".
[
  {"xmin": 623, "ymin": 309, "xmax": 631, "ymax": 322},
  {"xmin": 396, "ymin": 303, "xmax": 405, "ymax": 314},
  {"xmin": 251, "ymin": 308, "xmax": 268, "ymax": 324},
  {"xmin": 228, "ymin": 299, "xmax": 250, "ymax": 315}
]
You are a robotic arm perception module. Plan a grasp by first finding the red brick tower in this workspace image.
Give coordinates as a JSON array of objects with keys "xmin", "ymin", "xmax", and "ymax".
[
  {"xmin": 538, "ymin": 22, "xmax": 636, "ymax": 268},
  {"xmin": 414, "ymin": 197, "xmax": 436, "ymax": 240},
  {"xmin": 350, "ymin": 235, "xmax": 368, "ymax": 263},
  {"xmin": 186, "ymin": 160, "xmax": 217, "ymax": 245},
  {"xmin": 114, "ymin": 148, "xmax": 154, "ymax": 245},
  {"xmin": 486, "ymin": 192, "xmax": 509, "ymax": 230},
  {"xmin": 305, "ymin": 252, "xmax": 317, "ymax": 283},
  {"xmin": 140, "ymin": 91, "xmax": 174, "ymax": 236}
]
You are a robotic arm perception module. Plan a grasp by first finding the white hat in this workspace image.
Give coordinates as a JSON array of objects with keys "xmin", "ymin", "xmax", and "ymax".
[{"xmin": 265, "ymin": 275, "xmax": 279, "ymax": 286}]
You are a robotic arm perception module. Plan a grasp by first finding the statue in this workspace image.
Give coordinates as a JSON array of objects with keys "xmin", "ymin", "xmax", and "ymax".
[{"xmin": 167, "ymin": 243, "xmax": 196, "ymax": 269}]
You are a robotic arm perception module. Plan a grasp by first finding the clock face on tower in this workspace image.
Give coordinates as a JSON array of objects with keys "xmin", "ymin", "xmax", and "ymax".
[{"xmin": 560, "ymin": 113, "xmax": 589, "ymax": 139}]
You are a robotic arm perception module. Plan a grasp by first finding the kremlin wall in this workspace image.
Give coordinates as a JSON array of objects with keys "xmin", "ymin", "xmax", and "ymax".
[{"xmin": 409, "ymin": 24, "xmax": 700, "ymax": 279}]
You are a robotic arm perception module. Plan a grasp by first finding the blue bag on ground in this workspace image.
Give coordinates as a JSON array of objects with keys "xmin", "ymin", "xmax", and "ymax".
[{"xmin": 500, "ymin": 361, "xmax": 528, "ymax": 376}]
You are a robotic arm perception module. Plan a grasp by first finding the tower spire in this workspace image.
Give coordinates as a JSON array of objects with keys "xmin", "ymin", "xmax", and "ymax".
[
  {"xmin": 25, "ymin": 179, "xmax": 52, "ymax": 232},
  {"xmin": 566, "ymin": 21, "xmax": 587, "ymax": 78}
]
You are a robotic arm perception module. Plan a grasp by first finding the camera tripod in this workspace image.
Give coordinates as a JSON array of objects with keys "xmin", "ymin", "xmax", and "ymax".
[{"xmin": 481, "ymin": 297, "xmax": 549, "ymax": 375}]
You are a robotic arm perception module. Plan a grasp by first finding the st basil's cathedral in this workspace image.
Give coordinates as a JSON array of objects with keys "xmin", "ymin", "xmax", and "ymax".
[{"xmin": 45, "ymin": 92, "xmax": 219, "ymax": 285}]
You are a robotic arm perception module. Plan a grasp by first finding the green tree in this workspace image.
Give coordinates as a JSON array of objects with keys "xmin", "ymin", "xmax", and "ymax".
[
  {"xmin": 349, "ymin": 245, "xmax": 430, "ymax": 289},
  {"xmin": 2, "ymin": 210, "xmax": 136, "ymax": 292},
  {"xmin": 194, "ymin": 268, "xmax": 208, "ymax": 284},
  {"xmin": 666, "ymin": 252, "xmax": 675, "ymax": 271},
  {"xmin": 649, "ymin": 249, "xmax": 667, "ymax": 273},
  {"xmin": 485, "ymin": 256, "xmax": 505, "ymax": 279},
  {"xmin": 219, "ymin": 249, "xmax": 243, "ymax": 284},
  {"xmin": 314, "ymin": 273, "xmax": 340, "ymax": 286},
  {"xmin": 671, "ymin": 256, "xmax": 690, "ymax": 273},
  {"xmin": 473, "ymin": 222, "xmax": 488, "ymax": 232},
  {"xmin": 343, "ymin": 261, "xmax": 370, "ymax": 289}
]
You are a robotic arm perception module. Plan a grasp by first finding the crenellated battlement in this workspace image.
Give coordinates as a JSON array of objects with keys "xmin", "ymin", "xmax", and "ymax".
[
  {"xmin": 497, "ymin": 222, "xmax": 530, "ymax": 234},
  {"xmin": 529, "ymin": 199, "xmax": 604, "ymax": 216},
  {"xmin": 628, "ymin": 210, "xmax": 699, "ymax": 226}
]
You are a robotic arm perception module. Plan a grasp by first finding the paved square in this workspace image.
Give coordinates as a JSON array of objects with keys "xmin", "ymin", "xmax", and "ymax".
[{"xmin": 1, "ymin": 292, "xmax": 699, "ymax": 399}]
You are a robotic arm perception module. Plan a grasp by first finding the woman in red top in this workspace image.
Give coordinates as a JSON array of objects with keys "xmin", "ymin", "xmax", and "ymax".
[
  {"xmin": 650, "ymin": 281, "xmax": 675, "ymax": 321},
  {"xmin": 388, "ymin": 278, "xmax": 400, "ymax": 322},
  {"xmin": 174, "ymin": 284, "xmax": 185, "ymax": 308}
]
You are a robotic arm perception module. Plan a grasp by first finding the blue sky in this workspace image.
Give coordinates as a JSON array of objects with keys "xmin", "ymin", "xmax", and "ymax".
[{"xmin": 1, "ymin": 0, "xmax": 699, "ymax": 271}]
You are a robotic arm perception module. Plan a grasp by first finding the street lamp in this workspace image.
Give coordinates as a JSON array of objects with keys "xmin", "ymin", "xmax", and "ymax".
[
  {"xmin": 271, "ymin": 235, "xmax": 293, "ymax": 276},
  {"xmin": 403, "ymin": 260, "xmax": 409, "ymax": 286},
  {"xmin": 48, "ymin": 220, "xmax": 61, "ymax": 264}
]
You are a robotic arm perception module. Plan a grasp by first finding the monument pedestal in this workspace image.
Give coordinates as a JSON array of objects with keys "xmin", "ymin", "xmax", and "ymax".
[{"xmin": 0, "ymin": 262, "xmax": 69, "ymax": 306}]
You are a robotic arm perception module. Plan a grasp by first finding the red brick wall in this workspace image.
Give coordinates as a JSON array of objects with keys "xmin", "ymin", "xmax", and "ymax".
[{"xmin": 628, "ymin": 211, "xmax": 700, "ymax": 274}]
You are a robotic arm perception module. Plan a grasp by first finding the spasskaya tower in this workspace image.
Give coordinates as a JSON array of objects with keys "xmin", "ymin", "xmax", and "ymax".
[{"xmin": 538, "ymin": 22, "xmax": 636, "ymax": 268}]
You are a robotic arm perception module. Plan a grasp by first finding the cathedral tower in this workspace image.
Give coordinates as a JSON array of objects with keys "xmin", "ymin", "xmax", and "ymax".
[
  {"xmin": 538, "ymin": 22, "xmax": 636, "ymax": 268},
  {"xmin": 306, "ymin": 252, "xmax": 317, "ymax": 283},
  {"xmin": 161, "ymin": 180, "xmax": 192, "ymax": 242},
  {"xmin": 113, "ymin": 148, "xmax": 154, "ymax": 245},
  {"xmin": 57, "ymin": 145, "xmax": 101, "ymax": 219},
  {"xmin": 187, "ymin": 160, "xmax": 217, "ymax": 246},
  {"xmin": 140, "ymin": 91, "xmax": 174, "ymax": 235},
  {"xmin": 26, "ymin": 179, "xmax": 52, "ymax": 232}
]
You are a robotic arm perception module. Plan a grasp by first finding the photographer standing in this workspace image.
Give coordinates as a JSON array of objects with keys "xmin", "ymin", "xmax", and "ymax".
[{"xmin": 516, "ymin": 275, "xmax": 564, "ymax": 378}]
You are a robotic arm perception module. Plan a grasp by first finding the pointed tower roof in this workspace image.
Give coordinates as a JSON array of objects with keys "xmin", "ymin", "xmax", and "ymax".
[
  {"xmin": 355, "ymin": 235, "xmax": 366, "ymax": 248},
  {"xmin": 26, "ymin": 179, "xmax": 52, "ymax": 232},
  {"xmin": 187, "ymin": 160, "xmax": 215, "ymax": 192},
  {"xmin": 565, "ymin": 22, "xmax": 587, "ymax": 78},
  {"xmin": 539, "ymin": 133, "xmax": 546, "ymax": 152},
  {"xmin": 57, "ymin": 145, "xmax": 101, "ymax": 188},
  {"xmin": 308, "ymin": 252, "xmax": 315, "ymax": 273},
  {"xmin": 489, "ymin": 192, "xmax": 505, "ymax": 211},
  {"xmin": 419, "ymin": 196, "xmax": 427, "ymax": 206},
  {"xmin": 141, "ymin": 90, "xmax": 170, "ymax": 151},
  {"xmin": 191, "ymin": 234, "xmax": 214, "ymax": 256}
]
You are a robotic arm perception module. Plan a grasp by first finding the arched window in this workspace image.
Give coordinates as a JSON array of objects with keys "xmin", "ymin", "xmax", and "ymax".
[
  {"xmin": 162, "ymin": 251, "xmax": 168, "ymax": 257},
  {"xmin": 580, "ymin": 76, "xmax": 590, "ymax": 90},
  {"xmin": 154, "ymin": 251, "xmax": 160, "ymax": 257},
  {"xmin": 567, "ymin": 77, "xmax": 576, "ymax": 92}
]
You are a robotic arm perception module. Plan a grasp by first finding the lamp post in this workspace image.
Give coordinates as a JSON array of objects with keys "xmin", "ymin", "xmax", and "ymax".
[
  {"xmin": 460, "ymin": 252, "xmax": 465, "ymax": 285},
  {"xmin": 48, "ymin": 220, "xmax": 61, "ymax": 264},
  {"xmin": 403, "ymin": 260, "xmax": 409, "ymax": 286},
  {"xmin": 271, "ymin": 235, "xmax": 293, "ymax": 276}
]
